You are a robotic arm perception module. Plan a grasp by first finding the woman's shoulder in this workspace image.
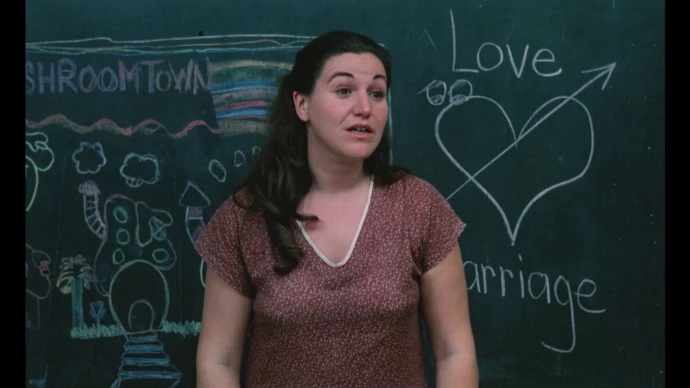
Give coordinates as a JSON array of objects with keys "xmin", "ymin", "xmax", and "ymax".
[
  {"xmin": 383, "ymin": 170, "xmax": 441, "ymax": 197},
  {"xmin": 231, "ymin": 186, "xmax": 256, "ymax": 208},
  {"xmin": 213, "ymin": 186, "xmax": 258, "ymax": 220}
]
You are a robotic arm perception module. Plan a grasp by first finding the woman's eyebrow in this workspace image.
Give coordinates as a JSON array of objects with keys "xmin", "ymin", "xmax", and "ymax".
[{"xmin": 326, "ymin": 72, "xmax": 387, "ymax": 83}]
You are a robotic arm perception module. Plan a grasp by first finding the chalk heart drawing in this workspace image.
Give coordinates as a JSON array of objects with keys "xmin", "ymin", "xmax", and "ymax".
[{"xmin": 434, "ymin": 64, "xmax": 614, "ymax": 245}]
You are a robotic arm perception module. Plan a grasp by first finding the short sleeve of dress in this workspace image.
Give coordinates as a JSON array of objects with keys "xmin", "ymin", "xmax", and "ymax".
[
  {"xmin": 408, "ymin": 177, "xmax": 467, "ymax": 274},
  {"xmin": 194, "ymin": 196, "xmax": 254, "ymax": 298}
]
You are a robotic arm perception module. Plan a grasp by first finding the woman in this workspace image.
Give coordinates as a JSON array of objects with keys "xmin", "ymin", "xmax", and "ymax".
[{"xmin": 195, "ymin": 30, "xmax": 478, "ymax": 387}]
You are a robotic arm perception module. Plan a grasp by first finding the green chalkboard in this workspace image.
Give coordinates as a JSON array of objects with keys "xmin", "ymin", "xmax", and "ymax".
[{"xmin": 25, "ymin": 0, "xmax": 664, "ymax": 387}]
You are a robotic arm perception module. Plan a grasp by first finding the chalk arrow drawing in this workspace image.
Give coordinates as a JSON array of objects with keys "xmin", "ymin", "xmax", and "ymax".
[{"xmin": 435, "ymin": 63, "xmax": 616, "ymax": 246}]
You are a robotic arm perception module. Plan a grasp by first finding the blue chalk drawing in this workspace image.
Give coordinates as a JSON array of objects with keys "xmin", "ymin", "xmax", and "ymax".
[
  {"xmin": 119, "ymin": 153, "xmax": 161, "ymax": 188},
  {"xmin": 72, "ymin": 142, "xmax": 107, "ymax": 175},
  {"xmin": 90, "ymin": 300, "xmax": 107, "ymax": 325}
]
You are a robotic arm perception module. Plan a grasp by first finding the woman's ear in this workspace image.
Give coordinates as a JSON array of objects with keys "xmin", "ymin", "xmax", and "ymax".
[{"xmin": 293, "ymin": 91, "xmax": 309, "ymax": 122}]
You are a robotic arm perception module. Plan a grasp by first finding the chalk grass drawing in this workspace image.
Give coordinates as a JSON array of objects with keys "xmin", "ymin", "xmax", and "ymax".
[{"xmin": 72, "ymin": 320, "xmax": 201, "ymax": 340}]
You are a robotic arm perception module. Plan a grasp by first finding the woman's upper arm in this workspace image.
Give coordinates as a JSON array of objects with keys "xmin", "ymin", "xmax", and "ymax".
[
  {"xmin": 197, "ymin": 267, "xmax": 252, "ymax": 371},
  {"xmin": 420, "ymin": 242, "xmax": 476, "ymax": 362},
  {"xmin": 409, "ymin": 177, "xmax": 473, "ymax": 359},
  {"xmin": 193, "ymin": 196, "xmax": 254, "ymax": 373}
]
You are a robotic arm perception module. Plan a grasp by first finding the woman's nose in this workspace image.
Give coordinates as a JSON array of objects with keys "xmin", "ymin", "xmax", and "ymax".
[{"xmin": 353, "ymin": 92, "xmax": 371, "ymax": 116}]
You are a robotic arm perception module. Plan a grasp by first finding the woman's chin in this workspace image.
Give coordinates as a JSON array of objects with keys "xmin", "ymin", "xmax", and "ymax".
[
  {"xmin": 342, "ymin": 149, "xmax": 376, "ymax": 163},
  {"xmin": 343, "ymin": 142, "xmax": 379, "ymax": 160}
]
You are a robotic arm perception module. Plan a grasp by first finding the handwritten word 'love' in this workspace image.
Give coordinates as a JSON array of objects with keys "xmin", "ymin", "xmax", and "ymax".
[{"xmin": 449, "ymin": 10, "xmax": 562, "ymax": 78}]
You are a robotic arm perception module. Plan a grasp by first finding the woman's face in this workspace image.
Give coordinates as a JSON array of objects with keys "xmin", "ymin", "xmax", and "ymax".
[{"xmin": 293, "ymin": 52, "xmax": 389, "ymax": 165}]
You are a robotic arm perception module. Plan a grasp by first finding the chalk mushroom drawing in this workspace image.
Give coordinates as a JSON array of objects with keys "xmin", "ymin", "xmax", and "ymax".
[
  {"xmin": 77, "ymin": 180, "xmax": 181, "ymax": 386},
  {"xmin": 78, "ymin": 180, "xmax": 177, "ymax": 295},
  {"xmin": 108, "ymin": 260, "xmax": 181, "ymax": 388}
]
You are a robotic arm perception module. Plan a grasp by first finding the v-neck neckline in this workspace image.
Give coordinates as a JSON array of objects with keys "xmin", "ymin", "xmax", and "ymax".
[{"xmin": 296, "ymin": 177, "xmax": 374, "ymax": 268}]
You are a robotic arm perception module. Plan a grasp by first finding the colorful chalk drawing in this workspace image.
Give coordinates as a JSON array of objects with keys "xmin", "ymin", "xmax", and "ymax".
[
  {"xmin": 23, "ymin": 33, "xmax": 402, "ymax": 388},
  {"xmin": 25, "ymin": 244, "xmax": 52, "ymax": 329},
  {"xmin": 25, "ymin": 131, "xmax": 55, "ymax": 212},
  {"xmin": 25, "ymin": 35, "xmax": 311, "ymax": 139},
  {"xmin": 72, "ymin": 142, "xmax": 107, "ymax": 175},
  {"xmin": 89, "ymin": 300, "xmax": 108, "ymax": 325},
  {"xmin": 25, "ymin": 33, "xmax": 326, "ymax": 387},
  {"xmin": 23, "ymin": 33, "xmax": 397, "ymax": 342},
  {"xmin": 119, "ymin": 153, "xmax": 161, "ymax": 188},
  {"xmin": 78, "ymin": 180, "xmax": 177, "ymax": 297},
  {"xmin": 77, "ymin": 180, "xmax": 183, "ymax": 385},
  {"xmin": 107, "ymin": 260, "xmax": 181, "ymax": 387},
  {"xmin": 25, "ymin": 35, "xmax": 318, "ymax": 341},
  {"xmin": 56, "ymin": 255, "xmax": 93, "ymax": 330}
]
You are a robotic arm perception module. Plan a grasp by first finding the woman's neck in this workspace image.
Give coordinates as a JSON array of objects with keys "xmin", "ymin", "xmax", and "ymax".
[
  {"xmin": 307, "ymin": 149, "xmax": 369, "ymax": 195},
  {"xmin": 309, "ymin": 160, "xmax": 369, "ymax": 194}
]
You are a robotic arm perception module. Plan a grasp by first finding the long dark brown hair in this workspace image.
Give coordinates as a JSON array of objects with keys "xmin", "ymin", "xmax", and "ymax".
[{"xmin": 234, "ymin": 30, "xmax": 410, "ymax": 274}]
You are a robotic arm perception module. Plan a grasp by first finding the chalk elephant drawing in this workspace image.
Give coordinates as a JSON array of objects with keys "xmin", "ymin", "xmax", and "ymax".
[{"xmin": 78, "ymin": 180, "xmax": 177, "ymax": 297}]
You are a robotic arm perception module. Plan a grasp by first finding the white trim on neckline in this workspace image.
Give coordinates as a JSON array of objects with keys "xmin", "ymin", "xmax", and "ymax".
[{"xmin": 296, "ymin": 177, "xmax": 374, "ymax": 268}]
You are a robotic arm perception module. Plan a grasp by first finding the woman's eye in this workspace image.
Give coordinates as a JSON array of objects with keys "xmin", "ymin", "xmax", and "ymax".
[
  {"xmin": 336, "ymin": 88, "xmax": 351, "ymax": 96},
  {"xmin": 371, "ymin": 90, "xmax": 386, "ymax": 99}
]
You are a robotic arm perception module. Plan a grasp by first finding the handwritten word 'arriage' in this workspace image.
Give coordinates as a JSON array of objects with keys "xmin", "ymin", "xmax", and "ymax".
[
  {"xmin": 25, "ymin": 58, "xmax": 212, "ymax": 95},
  {"xmin": 465, "ymin": 255, "xmax": 606, "ymax": 354}
]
